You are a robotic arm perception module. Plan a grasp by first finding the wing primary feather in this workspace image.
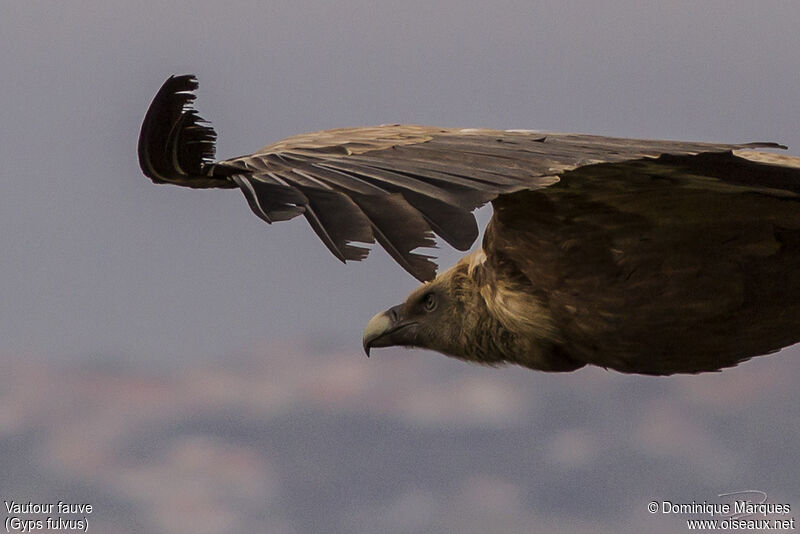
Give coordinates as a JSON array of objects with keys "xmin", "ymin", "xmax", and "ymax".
[
  {"xmin": 275, "ymin": 164, "xmax": 478, "ymax": 251},
  {"xmin": 349, "ymin": 193, "xmax": 438, "ymax": 281},
  {"xmin": 294, "ymin": 187, "xmax": 374, "ymax": 262},
  {"xmin": 233, "ymin": 176, "xmax": 274, "ymax": 223},
  {"xmin": 138, "ymin": 75, "xmax": 230, "ymax": 189},
  {"xmin": 232, "ymin": 175, "xmax": 306, "ymax": 223},
  {"xmin": 302, "ymin": 203, "xmax": 347, "ymax": 262},
  {"xmin": 395, "ymin": 191, "xmax": 479, "ymax": 250}
]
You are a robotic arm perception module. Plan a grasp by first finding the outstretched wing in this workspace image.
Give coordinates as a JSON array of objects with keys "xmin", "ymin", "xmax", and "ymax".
[
  {"xmin": 139, "ymin": 75, "xmax": 785, "ymax": 281},
  {"xmin": 484, "ymin": 153, "xmax": 800, "ymax": 374}
]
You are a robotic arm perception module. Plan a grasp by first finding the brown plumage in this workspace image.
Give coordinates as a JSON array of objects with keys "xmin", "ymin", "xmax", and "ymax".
[{"xmin": 139, "ymin": 74, "xmax": 800, "ymax": 375}]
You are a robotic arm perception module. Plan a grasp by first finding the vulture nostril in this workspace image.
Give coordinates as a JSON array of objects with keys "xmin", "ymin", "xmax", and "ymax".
[{"xmin": 390, "ymin": 308, "xmax": 398, "ymax": 322}]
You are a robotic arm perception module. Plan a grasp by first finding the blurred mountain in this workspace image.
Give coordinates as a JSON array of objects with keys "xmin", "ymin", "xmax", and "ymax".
[{"xmin": 0, "ymin": 342, "xmax": 797, "ymax": 534}]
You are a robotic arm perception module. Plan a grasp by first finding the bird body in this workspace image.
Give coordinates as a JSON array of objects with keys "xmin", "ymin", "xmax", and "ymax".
[{"xmin": 139, "ymin": 75, "xmax": 800, "ymax": 375}]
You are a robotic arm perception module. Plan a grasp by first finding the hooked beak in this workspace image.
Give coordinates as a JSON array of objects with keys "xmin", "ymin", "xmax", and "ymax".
[{"xmin": 362, "ymin": 304, "xmax": 418, "ymax": 356}]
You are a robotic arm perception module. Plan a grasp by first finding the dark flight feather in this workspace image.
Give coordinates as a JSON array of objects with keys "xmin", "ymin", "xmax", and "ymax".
[
  {"xmin": 139, "ymin": 75, "xmax": 800, "ymax": 374},
  {"xmin": 138, "ymin": 75, "xmax": 230, "ymax": 189},
  {"xmin": 292, "ymin": 186, "xmax": 373, "ymax": 262}
]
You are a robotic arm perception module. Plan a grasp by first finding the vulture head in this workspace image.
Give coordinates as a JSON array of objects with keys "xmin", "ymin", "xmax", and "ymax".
[
  {"xmin": 362, "ymin": 250, "xmax": 581, "ymax": 372},
  {"xmin": 362, "ymin": 264, "xmax": 463, "ymax": 359}
]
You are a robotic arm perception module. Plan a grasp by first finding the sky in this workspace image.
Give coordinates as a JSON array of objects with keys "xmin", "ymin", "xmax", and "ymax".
[
  {"xmin": 2, "ymin": 0, "xmax": 800, "ymax": 362},
  {"xmin": 1, "ymin": 2, "xmax": 799, "ymax": 533}
]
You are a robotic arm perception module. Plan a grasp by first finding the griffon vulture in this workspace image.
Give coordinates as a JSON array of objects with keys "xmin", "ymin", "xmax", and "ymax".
[{"xmin": 139, "ymin": 75, "xmax": 800, "ymax": 375}]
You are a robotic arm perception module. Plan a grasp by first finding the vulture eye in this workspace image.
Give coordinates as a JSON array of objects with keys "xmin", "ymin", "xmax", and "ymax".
[{"xmin": 423, "ymin": 292, "xmax": 437, "ymax": 312}]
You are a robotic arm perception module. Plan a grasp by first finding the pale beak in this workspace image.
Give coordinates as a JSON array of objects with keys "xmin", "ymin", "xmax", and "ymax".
[{"xmin": 362, "ymin": 304, "xmax": 417, "ymax": 356}]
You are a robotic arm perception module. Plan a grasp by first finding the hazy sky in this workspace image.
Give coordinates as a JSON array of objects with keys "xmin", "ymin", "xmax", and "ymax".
[
  {"xmin": 2, "ymin": 3, "xmax": 800, "ymax": 533},
  {"xmin": 2, "ymin": 1, "xmax": 800, "ymax": 363}
]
